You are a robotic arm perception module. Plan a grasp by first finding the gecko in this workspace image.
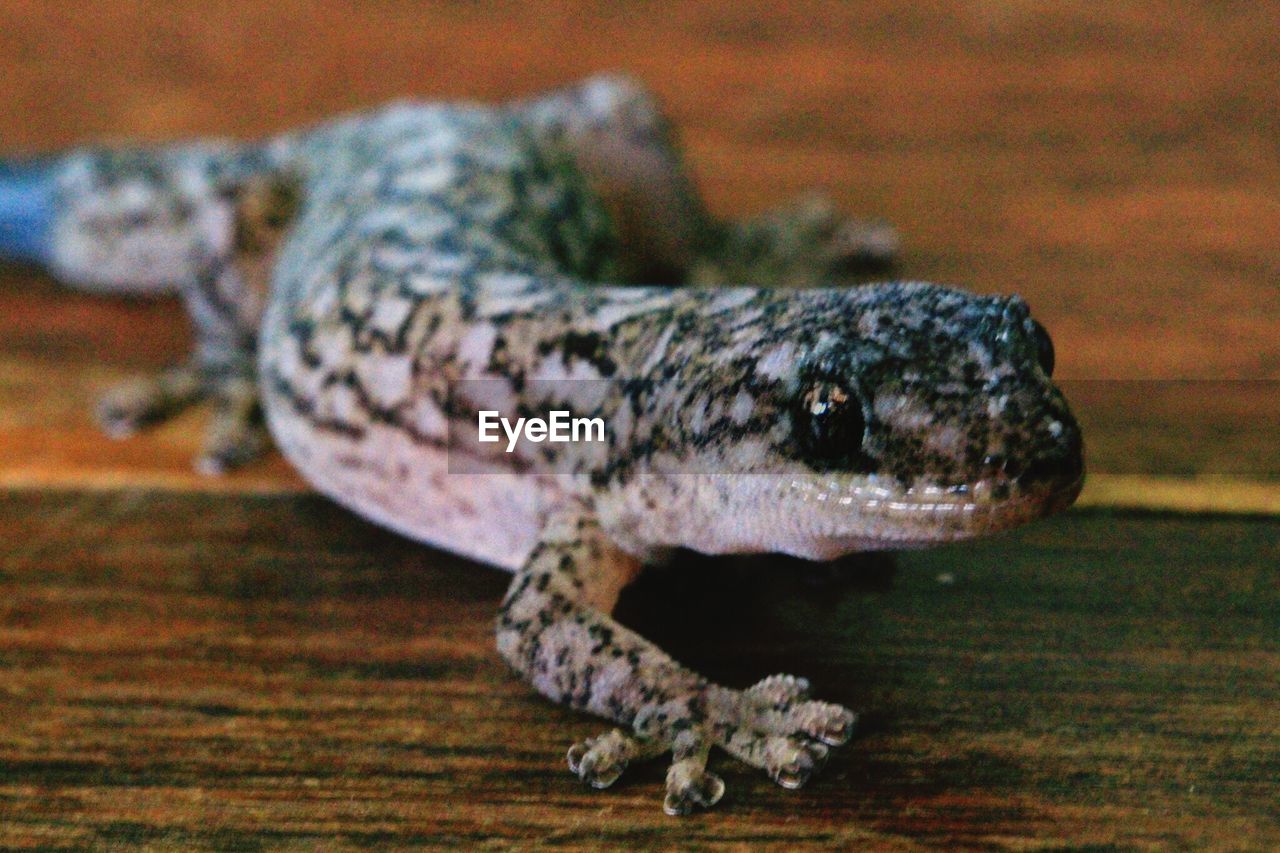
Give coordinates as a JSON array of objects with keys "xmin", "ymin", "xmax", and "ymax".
[{"xmin": 0, "ymin": 75, "xmax": 1083, "ymax": 815}]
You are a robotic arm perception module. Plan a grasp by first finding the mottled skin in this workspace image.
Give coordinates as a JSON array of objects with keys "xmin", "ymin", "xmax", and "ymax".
[{"xmin": 6, "ymin": 76, "xmax": 1082, "ymax": 814}]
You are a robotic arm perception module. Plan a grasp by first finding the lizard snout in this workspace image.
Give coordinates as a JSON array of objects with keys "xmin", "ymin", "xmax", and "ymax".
[{"xmin": 1013, "ymin": 416, "xmax": 1085, "ymax": 501}]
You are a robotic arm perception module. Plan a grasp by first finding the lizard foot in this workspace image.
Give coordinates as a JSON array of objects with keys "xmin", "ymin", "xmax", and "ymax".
[
  {"xmin": 692, "ymin": 193, "xmax": 898, "ymax": 287},
  {"xmin": 568, "ymin": 726, "xmax": 726, "ymax": 816},
  {"xmin": 717, "ymin": 674, "xmax": 855, "ymax": 789},
  {"xmin": 96, "ymin": 364, "xmax": 268, "ymax": 474},
  {"xmin": 567, "ymin": 674, "xmax": 856, "ymax": 815},
  {"xmin": 96, "ymin": 364, "xmax": 204, "ymax": 438}
]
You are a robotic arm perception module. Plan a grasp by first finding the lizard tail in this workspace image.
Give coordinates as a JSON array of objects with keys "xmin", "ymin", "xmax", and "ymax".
[
  {"xmin": 0, "ymin": 139, "xmax": 293, "ymax": 296},
  {"xmin": 0, "ymin": 156, "xmax": 55, "ymax": 268}
]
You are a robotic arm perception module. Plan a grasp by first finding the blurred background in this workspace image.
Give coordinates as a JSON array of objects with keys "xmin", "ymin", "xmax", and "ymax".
[{"xmin": 0, "ymin": 1, "xmax": 1276, "ymax": 502}]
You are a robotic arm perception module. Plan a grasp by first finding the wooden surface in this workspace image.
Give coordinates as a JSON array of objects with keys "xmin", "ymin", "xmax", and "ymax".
[
  {"xmin": 1, "ymin": 496, "xmax": 1277, "ymax": 848},
  {"xmin": 1, "ymin": 1, "xmax": 1278, "ymax": 848}
]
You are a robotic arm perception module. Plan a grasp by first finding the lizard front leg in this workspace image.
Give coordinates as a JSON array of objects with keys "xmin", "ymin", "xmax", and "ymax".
[
  {"xmin": 83, "ymin": 161, "xmax": 297, "ymax": 474},
  {"xmin": 497, "ymin": 511, "xmax": 856, "ymax": 815}
]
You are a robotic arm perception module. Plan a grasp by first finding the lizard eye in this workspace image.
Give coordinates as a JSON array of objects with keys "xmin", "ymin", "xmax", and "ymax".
[
  {"xmin": 793, "ymin": 381, "xmax": 870, "ymax": 470},
  {"xmin": 1030, "ymin": 319, "xmax": 1055, "ymax": 377}
]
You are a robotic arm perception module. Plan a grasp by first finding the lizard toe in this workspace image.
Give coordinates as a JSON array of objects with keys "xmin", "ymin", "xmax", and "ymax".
[
  {"xmin": 828, "ymin": 216, "xmax": 899, "ymax": 272},
  {"xmin": 741, "ymin": 676, "xmax": 858, "ymax": 746},
  {"xmin": 788, "ymin": 700, "xmax": 858, "ymax": 747},
  {"xmin": 94, "ymin": 364, "xmax": 204, "ymax": 440},
  {"xmin": 712, "ymin": 681, "xmax": 854, "ymax": 792},
  {"xmin": 745, "ymin": 673, "xmax": 811, "ymax": 706},
  {"xmin": 567, "ymin": 729, "xmax": 635, "ymax": 789},
  {"xmin": 763, "ymin": 735, "xmax": 830, "ymax": 790},
  {"xmin": 663, "ymin": 765, "xmax": 724, "ymax": 816}
]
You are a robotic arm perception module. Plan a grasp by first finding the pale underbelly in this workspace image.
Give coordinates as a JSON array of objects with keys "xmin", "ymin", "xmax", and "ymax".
[{"xmin": 265, "ymin": 405, "xmax": 559, "ymax": 572}]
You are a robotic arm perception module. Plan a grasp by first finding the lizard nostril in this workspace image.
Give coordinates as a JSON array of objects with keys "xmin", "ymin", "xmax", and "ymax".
[
  {"xmin": 981, "ymin": 454, "xmax": 1016, "ymax": 480},
  {"xmin": 1017, "ymin": 426, "xmax": 1084, "ymax": 489},
  {"xmin": 980, "ymin": 454, "xmax": 1027, "ymax": 483}
]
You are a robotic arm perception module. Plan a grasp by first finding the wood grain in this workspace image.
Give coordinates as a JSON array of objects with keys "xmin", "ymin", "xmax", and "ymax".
[
  {"xmin": 1, "ymin": 493, "xmax": 1277, "ymax": 847},
  {"xmin": 1, "ymin": 1, "xmax": 1278, "ymax": 847}
]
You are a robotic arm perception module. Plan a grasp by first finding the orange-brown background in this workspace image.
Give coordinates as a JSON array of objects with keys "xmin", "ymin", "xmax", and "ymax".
[{"xmin": 3, "ymin": 2, "xmax": 1278, "ymax": 379}]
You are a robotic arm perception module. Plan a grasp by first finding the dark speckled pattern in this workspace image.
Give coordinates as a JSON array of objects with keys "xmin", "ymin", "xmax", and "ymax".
[{"xmin": 20, "ymin": 75, "xmax": 1082, "ymax": 813}]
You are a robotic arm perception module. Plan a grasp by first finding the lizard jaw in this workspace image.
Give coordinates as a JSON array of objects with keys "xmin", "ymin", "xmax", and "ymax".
[
  {"xmin": 773, "ymin": 470, "xmax": 1085, "ymax": 558},
  {"xmin": 625, "ymin": 468, "xmax": 1083, "ymax": 560}
]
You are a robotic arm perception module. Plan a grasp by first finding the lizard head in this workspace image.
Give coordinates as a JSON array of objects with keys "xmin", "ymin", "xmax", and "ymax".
[{"xmin": 616, "ymin": 282, "xmax": 1083, "ymax": 559}]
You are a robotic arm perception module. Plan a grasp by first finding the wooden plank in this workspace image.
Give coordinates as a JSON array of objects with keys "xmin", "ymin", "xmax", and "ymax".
[
  {"xmin": 1077, "ymin": 475, "xmax": 1280, "ymax": 516},
  {"xmin": 0, "ymin": 493, "xmax": 1275, "ymax": 847}
]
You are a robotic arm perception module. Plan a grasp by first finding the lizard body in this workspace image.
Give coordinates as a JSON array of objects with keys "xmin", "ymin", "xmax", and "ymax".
[{"xmin": 1, "ymin": 76, "xmax": 1082, "ymax": 814}]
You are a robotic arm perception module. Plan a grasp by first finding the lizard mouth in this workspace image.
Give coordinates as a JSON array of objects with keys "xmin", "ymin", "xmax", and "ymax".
[{"xmin": 776, "ymin": 469, "xmax": 1084, "ymax": 556}]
